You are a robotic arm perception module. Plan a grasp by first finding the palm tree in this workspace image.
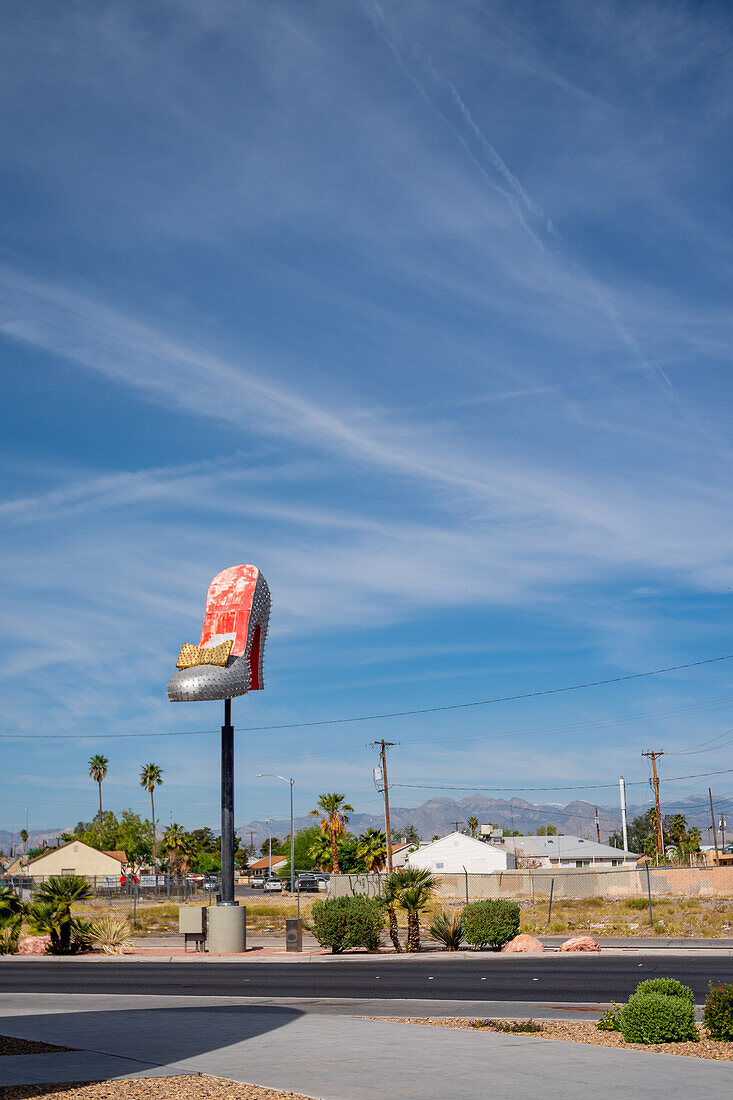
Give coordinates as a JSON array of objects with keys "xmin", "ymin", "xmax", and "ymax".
[
  {"xmin": 139, "ymin": 763, "xmax": 163, "ymax": 870},
  {"xmin": 388, "ymin": 867, "xmax": 436, "ymax": 952},
  {"xmin": 381, "ymin": 873, "xmax": 403, "ymax": 953},
  {"xmin": 467, "ymin": 816, "xmax": 479, "ymax": 838},
  {"xmin": 308, "ymin": 833, "xmax": 335, "ymax": 872},
  {"xmin": 20, "ymin": 828, "xmax": 28, "ymax": 853},
  {"xmin": 356, "ymin": 828, "xmax": 387, "ymax": 872},
  {"xmin": 161, "ymin": 823, "xmax": 192, "ymax": 881},
  {"xmin": 29, "ymin": 875, "xmax": 92, "ymax": 954},
  {"xmin": 310, "ymin": 793, "xmax": 354, "ymax": 874},
  {"xmin": 88, "ymin": 755, "xmax": 109, "ymax": 822}
]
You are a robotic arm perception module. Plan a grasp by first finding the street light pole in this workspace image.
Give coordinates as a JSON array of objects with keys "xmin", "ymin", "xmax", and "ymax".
[{"xmin": 257, "ymin": 773, "xmax": 297, "ymax": 917}]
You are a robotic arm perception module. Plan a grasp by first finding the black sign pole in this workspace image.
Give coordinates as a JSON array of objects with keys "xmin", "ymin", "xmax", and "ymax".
[{"xmin": 220, "ymin": 697, "xmax": 235, "ymax": 905}]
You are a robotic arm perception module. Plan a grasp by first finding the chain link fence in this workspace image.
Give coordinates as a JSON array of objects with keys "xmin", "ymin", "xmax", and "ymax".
[
  {"xmin": 329, "ymin": 864, "xmax": 733, "ymax": 903},
  {"xmin": 4, "ymin": 872, "xmax": 205, "ymax": 904}
]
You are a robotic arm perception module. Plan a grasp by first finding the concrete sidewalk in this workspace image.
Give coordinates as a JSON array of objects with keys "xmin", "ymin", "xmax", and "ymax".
[{"xmin": 1, "ymin": 993, "xmax": 731, "ymax": 1098}]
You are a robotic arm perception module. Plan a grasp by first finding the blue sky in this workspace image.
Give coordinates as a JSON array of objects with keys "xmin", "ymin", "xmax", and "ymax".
[{"xmin": 1, "ymin": 0, "xmax": 732, "ymax": 840}]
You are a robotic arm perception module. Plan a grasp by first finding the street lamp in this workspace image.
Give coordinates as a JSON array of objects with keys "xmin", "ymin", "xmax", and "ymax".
[{"xmin": 257, "ymin": 773, "xmax": 296, "ymax": 916}]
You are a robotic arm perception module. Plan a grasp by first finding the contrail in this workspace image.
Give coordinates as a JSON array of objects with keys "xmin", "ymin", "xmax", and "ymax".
[{"xmin": 358, "ymin": 0, "xmax": 717, "ymax": 445}]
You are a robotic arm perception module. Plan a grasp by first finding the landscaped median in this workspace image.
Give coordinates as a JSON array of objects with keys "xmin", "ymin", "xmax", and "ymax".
[
  {"xmin": 369, "ymin": 976, "xmax": 733, "ymax": 1062},
  {"xmin": 0, "ymin": 1074, "xmax": 310, "ymax": 1100}
]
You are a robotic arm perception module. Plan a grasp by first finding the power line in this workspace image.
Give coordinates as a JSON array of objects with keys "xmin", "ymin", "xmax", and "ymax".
[
  {"xmin": 390, "ymin": 765, "xmax": 733, "ymax": 794},
  {"xmin": 1, "ymin": 652, "xmax": 731, "ymax": 740}
]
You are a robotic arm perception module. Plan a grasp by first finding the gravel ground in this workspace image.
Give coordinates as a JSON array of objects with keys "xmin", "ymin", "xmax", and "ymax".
[
  {"xmin": 371, "ymin": 1017, "xmax": 733, "ymax": 1061},
  {"xmin": 0, "ymin": 1077, "xmax": 312, "ymax": 1100},
  {"xmin": 0, "ymin": 1037, "xmax": 74, "ymax": 1056}
]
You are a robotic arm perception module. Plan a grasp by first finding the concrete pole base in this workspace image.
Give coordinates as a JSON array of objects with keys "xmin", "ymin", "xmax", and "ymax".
[{"xmin": 208, "ymin": 904, "xmax": 246, "ymax": 954}]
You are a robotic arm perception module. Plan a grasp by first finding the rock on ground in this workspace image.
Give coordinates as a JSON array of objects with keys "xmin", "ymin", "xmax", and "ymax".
[
  {"xmin": 559, "ymin": 935, "xmax": 601, "ymax": 952},
  {"xmin": 16, "ymin": 935, "xmax": 51, "ymax": 955},
  {"xmin": 501, "ymin": 934, "xmax": 545, "ymax": 953}
]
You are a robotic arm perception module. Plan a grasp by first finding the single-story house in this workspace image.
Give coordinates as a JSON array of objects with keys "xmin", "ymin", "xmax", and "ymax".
[
  {"xmin": 21, "ymin": 840, "xmax": 128, "ymax": 879},
  {"xmin": 406, "ymin": 831, "xmax": 515, "ymax": 873},
  {"xmin": 390, "ymin": 843, "xmax": 414, "ymax": 868},
  {"xmin": 248, "ymin": 854, "xmax": 288, "ymax": 875},
  {"xmin": 492, "ymin": 834, "xmax": 638, "ymax": 868}
]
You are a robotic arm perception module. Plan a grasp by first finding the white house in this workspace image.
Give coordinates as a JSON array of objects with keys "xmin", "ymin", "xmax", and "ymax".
[
  {"xmin": 492, "ymin": 834, "xmax": 638, "ymax": 868},
  {"xmin": 406, "ymin": 832, "xmax": 514, "ymax": 873}
]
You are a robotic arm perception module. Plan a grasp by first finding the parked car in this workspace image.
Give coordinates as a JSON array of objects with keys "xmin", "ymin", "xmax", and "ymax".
[
  {"xmin": 201, "ymin": 878, "xmax": 219, "ymax": 892},
  {"xmin": 296, "ymin": 874, "xmax": 320, "ymax": 893},
  {"xmin": 263, "ymin": 877, "xmax": 282, "ymax": 893},
  {"xmin": 251, "ymin": 874, "xmax": 266, "ymax": 888}
]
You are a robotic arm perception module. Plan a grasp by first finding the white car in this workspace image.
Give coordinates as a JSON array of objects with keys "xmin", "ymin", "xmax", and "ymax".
[
  {"xmin": 263, "ymin": 877, "xmax": 282, "ymax": 893},
  {"xmin": 251, "ymin": 874, "xmax": 266, "ymax": 888}
]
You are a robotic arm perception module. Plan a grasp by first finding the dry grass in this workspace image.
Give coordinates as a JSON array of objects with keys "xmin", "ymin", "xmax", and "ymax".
[
  {"xmin": 0, "ymin": 1077, "xmax": 309, "ymax": 1100},
  {"xmin": 372, "ymin": 1017, "xmax": 733, "ymax": 1061},
  {"xmin": 52, "ymin": 893, "xmax": 733, "ymax": 940},
  {"xmin": 419, "ymin": 895, "xmax": 733, "ymax": 939}
]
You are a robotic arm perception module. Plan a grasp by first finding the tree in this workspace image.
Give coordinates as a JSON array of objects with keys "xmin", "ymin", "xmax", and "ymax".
[
  {"xmin": 28, "ymin": 876, "xmax": 92, "ymax": 954},
  {"xmin": 279, "ymin": 826, "xmax": 321, "ymax": 876},
  {"xmin": 391, "ymin": 824, "xmax": 420, "ymax": 847},
  {"xmin": 88, "ymin": 755, "xmax": 109, "ymax": 822},
  {"xmin": 387, "ymin": 867, "xmax": 437, "ymax": 952},
  {"xmin": 116, "ymin": 810, "xmax": 153, "ymax": 870},
  {"xmin": 536, "ymin": 825, "xmax": 557, "ymax": 836},
  {"xmin": 310, "ymin": 793, "xmax": 354, "ymax": 874},
  {"xmin": 162, "ymin": 823, "xmax": 187, "ymax": 879},
  {"xmin": 308, "ymin": 833, "xmax": 334, "ymax": 872},
  {"xmin": 356, "ymin": 828, "xmax": 387, "ymax": 872},
  {"xmin": 466, "ymin": 816, "xmax": 479, "ymax": 838},
  {"xmin": 139, "ymin": 763, "xmax": 163, "ymax": 870},
  {"xmin": 20, "ymin": 828, "xmax": 28, "ymax": 853},
  {"xmin": 259, "ymin": 837, "xmax": 282, "ymax": 857}
]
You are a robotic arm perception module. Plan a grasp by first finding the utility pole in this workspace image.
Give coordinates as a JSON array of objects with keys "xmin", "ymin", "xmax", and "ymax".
[
  {"xmin": 372, "ymin": 741, "xmax": 395, "ymax": 871},
  {"xmin": 709, "ymin": 789, "xmax": 720, "ymax": 863},
  {"xmin": 642, "ymin": 751, "xmax": 664, "ymax": 856},
  {"xmin": 452, "ymin": 821, "xmax": 463, "ymax": 832},
  {"xmin": 594, "ymin": 807, "xmax": 601, "ymax": 844},
  {"xmin": 720, "ymin": 814, "xmax": 727, "ymax": 851},
  {"xmin": 619, "ymin": 775, "xmax": 629, "ymax": 852}
]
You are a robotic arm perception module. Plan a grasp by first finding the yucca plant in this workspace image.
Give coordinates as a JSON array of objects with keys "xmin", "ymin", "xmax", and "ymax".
[
  {"xmin": 429, "ymin": 909, "xmax": 464, "ymax": 950},
  {"xmin": 28, "ymin": 875, "xmax": 93, "ymax": 954},
  {"xmin": 89, "ymin": 914, "xmax": 134, "ymax": 955}
]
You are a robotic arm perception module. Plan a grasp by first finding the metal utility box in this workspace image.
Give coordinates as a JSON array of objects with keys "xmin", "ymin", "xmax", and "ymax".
[
  {"xmin": 179, "ymin": 905, "xmax": 207, "ymax": 951},
  {"xmin": 285, "ymin": 917, "xmax": 303, "ymax": 953}
]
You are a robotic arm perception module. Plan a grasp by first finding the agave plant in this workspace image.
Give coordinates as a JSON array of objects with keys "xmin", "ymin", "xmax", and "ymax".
[
  {"xmin": 89, "ymin": 914, "xmax": 134, "ymax": 955},
  {"xmin": 429, "ymin": 909, "xmax": 464, "ymax": 950},
  {"xmin": 28, "ymin": 875, "xmax": 93, "ymax": 955}
]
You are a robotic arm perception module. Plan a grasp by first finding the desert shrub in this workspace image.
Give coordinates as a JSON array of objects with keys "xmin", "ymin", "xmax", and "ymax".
[
  {"xmin": 27, "ymin": 876, "xmax": 93, "ymax": 955},
  {"xmin": 635, "ymin": 977, "xmax": 694, "ymax": 1003},
  {"xmin": 619, "ymin": 992, "xmax": 698, "ymax": 1044},
  {"xmin": 0, "ymin": 914, "xmax": 22, "ymax": 955},
  {"xmin": 462, "ymin": 900, "xmax": 520, "ymax": 950},
  {"xmin": 471, "ymin": 1019, "xmax": 542, "ymax": 1033},
  {"xmin": 89, "ymin": 914, "xmax": 134, "ymax": 955},
  {"xmin": 624, "ymin": 897, "xmax": 649, "ymax": 910},
  {"xmin": 429, "ymin": 909, "xmax": 464, "ymax": 950},
  {"xmin": 311, "ymin": 895, "xmax": 385, "ymax": 953},
  {"xmin": 704, "ymin": 983, "xmax": 733, "ymax": 1040}
]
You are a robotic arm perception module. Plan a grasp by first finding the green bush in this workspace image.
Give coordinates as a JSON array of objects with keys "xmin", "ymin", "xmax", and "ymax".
[
  {"xmin": 596, "ymin": 1003, "xmax": 622, "ymax": 1032},
  {"xmin": 461, "ymin": 900, "xmax": 520, "ymax": 950},
  {"xmin": 619, "ymin": 992, "xmax": 698, "ymax": 1044},
  {"xmin": 635, "ymin": 977, "xmax": 694, "ymax": 1003},
  {"xmin": 704, "ymin": 983, "xmax": 733, "ymax": 1040},
  {"xmin": 311, "ymin": 895, "xmax": 385, "ymax": 954}
]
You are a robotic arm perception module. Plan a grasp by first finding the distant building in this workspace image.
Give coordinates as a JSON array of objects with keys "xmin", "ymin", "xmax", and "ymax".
[
  {"xmin": 491, "ymin": 834, "xmax": 638, "ymax": 868},
  {"xmin": 248, "ymin": 854, "xmax": 288, "ymax": 874},
  {"xmin": 14, "ymin": 840, "xmax": 128, "ymax": 879},
  {"xmin": 406, "ymin": 831, "xmax": 515, "ymax": 873},
  {"xmin": 390, "ymin": 843, "xmax": 414, "ymax": 868}
]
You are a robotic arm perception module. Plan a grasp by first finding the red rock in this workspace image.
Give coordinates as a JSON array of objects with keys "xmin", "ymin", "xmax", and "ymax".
[
  {"xmin": 17, "ymin": 936, "xmax": 51, "ymax": 955},
  {"xmin": 501, "ymin": 934, "xmax": 545, "ymax": 953},
  {"xmin": 559, "ymin": 935, "xmax": 601, "ymax": 952}
]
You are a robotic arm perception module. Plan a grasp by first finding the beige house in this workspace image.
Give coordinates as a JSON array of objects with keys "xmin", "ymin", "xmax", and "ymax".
[{"xmin": 22, "ymin": 840, "xmax": 127, "ymax": 879}]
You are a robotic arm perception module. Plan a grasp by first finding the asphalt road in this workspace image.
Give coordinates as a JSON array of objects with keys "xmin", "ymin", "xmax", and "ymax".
[{"xmin": 3, "ymin": 956, "xmax": 733, "ymax": 1001}]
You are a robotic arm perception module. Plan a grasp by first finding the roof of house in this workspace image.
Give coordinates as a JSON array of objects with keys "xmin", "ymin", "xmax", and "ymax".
[
  {"xmin": 495, "ymin": 835, "xmax": 638, "ymax": 860},
  {"xmin": 249, "ymin": 854, "xmax": 288, "ymax": 871},
  {"xmin": 408, "ymin": 831, "xmax": 506, "ymax": 855},
  {"xmin": 27, "ymin": 840, "xmax": 128, "ymax": 865}
]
